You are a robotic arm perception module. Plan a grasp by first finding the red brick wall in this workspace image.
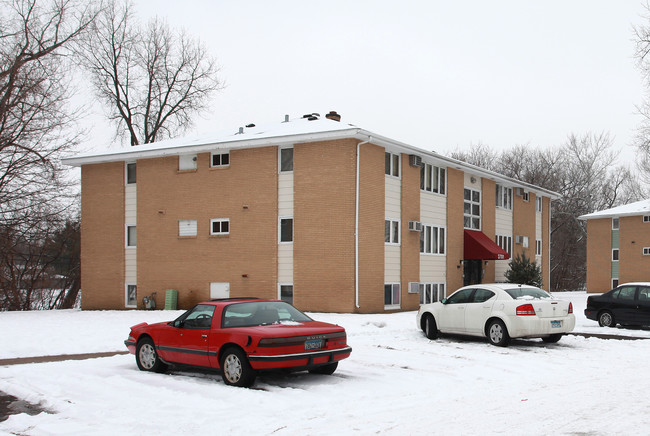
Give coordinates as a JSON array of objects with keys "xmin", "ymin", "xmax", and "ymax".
[
  {"xmin": 586, "ymin": 218, "xmax": 612, "ymax": 293},
  {"xmin": 619, "ymin": 216, "xmax": 650, "ymax": 284},
  {"xmin": 401, "ymin": 153, "xmax": 421, "ymax": 310},
  {"xmin": 446, "ymin": 168, "xmax": 464, "ymax": 293}
]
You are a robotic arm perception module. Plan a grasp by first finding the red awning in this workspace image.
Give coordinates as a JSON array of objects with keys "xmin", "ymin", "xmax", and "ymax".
[{"xmin": 464, "ymin": 229, "xmax": 510, "ymax": 260}]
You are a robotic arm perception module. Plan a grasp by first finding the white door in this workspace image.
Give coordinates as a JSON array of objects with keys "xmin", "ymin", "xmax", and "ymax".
[{"xmin": 210, "ymin": 282, "xmax": 230, "ymax": 299}]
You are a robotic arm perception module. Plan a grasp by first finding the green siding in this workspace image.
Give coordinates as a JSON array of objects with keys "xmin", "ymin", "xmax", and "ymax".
[
  {"xmin": 611, "ymin": 260, "xmax": 619, "ymax": 278},
  {"xmin": 611, "ymin": 229, "xmax": 619, "ymax": 249}
]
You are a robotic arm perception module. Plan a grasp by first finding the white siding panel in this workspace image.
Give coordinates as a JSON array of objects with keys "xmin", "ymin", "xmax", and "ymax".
[
  {"xmin": 384, "ymin": 245, "xmax": 401, "ymax": 282},
  {"xmin": 385, "ymin": 177, "xmax": 401, "ymax": 218},
  {"xmin": 278, "ymin": 173, "xmax": 293, "ymax": 215},
  {"xmin": 420, "ymin": 192, "xmax": 446, "ymax": 226},
  {"xmin": 125, "ymin": 249, "xmax": 137, "ymax": 282},
  {"xmin": 464, "ymin": 173, "xmax": 481, "ymax": 191},
  {"xmin": 536, "ymin": 212, "xmax": 542, "ymax": 239},
  {"xmin": 495, "ymin": 209, "xmax": 513, "ymax": 282},
  {"xmin": 125, "ymin": 185, "xmax": 137, "ymax": 223},
  {"xmin": 420, "ymin": 256, "xmax": 446, "ymax": 282},
  {"xmin": 278, "ymin": 244, "xmax": 293, "ymax": 283}
]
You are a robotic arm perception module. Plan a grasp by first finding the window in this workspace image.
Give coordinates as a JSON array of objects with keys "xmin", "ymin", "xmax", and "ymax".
[
  {"xmin": 446, "ymin": 288, "xmax": 473, "ymax": 304},
  {"xmin": 612, "ymin": 279, "xmax": 619, "ymax": 288},
  {"xmin": 420, "ymin": 225, "xmax": 445, "ymax": 254},
  {"xmin": 473, "ymin": 289, "xmax": 495, "ymax": 303},
  {"xmin": 279, "ymin": 284, "xmax": 293, "ymax": 304},
  {"xmin": 536, "ymin": 196, "xmax": 543, "ymax": 212},
  {"xmin": 419, "ymin": 283, "xmax": 446, "ymax": 305},
  {"xmin": 179, "ymin": 220, "xmax": 197, "ymax": 237},
  {"xmin": 126, "ymin": 284, "xmax": 137, "ymax": 307},
  {"xmin": 612, "ymin": 218, "xmax": 619, "ymax": 230},
  {"xmin": 210, "ymin": 219, "xmax": 230, "ymax": 235},
  {"xmin": 420, "ymin": 164, "xmax": 446, "ymax": 194},
  {"xmin": 613, "ymin": 286, "xmax": 635, "ymax": 300},
  {"xmin": 211, "ymin": 152, "xmax": 230, "ymax": 167},
  {"xmin": 179, "ymin": 154, "xmax": 197, "ymax": 170},
  {"xmin": 384, "ymin": 283, "xmax": 400, "ymax": 307},
  {"xmin": 612, "ymin": 249, "xmax": 619, "ymax": 261},
  {"xmin": 280, "ymin": 148, "xmax": 293, "ymax": 172},
  {"xmin": 385, "ymin": 152, "xmax": 400, "ymax": 177},
  {"xmin": 280, "ymin": 217, "xmax": 293, "ymax": 242},
  {"xmin": 644, "ymin": 247, "xmax": 650, "ymax": 256},
  {"xmin": 176, "ymin": 304, "xmax": 216, "ymax": 329},
  {"xmin": 464, "ymin": 188, "xmax": 481, "ymax": 230},
  {"xmin": 536, "ymin": 239, "xmax": 542, "ymax": 256},
  {"xmin": 384, "ymin": 219, "xmax": 400, "ymax": 244},
  {"xmin": 126, "ymin": 162, "xmax": 136, "ymax": 184},
  {"xmin": 126, "ymin": 225, "xmax": 136, "ymax": 247},
  {"xmin": 522, "ymin": 191, "xmax": 530, "ymax": 202},
  {"xmin": 496, "ymin": 235, "xmax": 512, "ymax": 256},
  {"xmin": 644, "ymin": 215, "xmax": 650, "ymax": 223},
  {"xmin": 496, "ymin": 185, "xmax": 512, "ymax": 210}
]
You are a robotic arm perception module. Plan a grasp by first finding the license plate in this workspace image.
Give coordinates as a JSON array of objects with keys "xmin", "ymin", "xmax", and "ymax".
[
  {"xmin": 305, "ymin": 339, "xmax": 323, "ymax": 350},
  {"xmin": 551, "ymin": 320, "xmax": 562, "ymax": 328}
]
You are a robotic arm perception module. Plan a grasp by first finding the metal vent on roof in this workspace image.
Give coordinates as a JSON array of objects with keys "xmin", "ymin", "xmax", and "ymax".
[{"xmin": 246, "ymin": 123, "xmax": 255, "ymax": 128}]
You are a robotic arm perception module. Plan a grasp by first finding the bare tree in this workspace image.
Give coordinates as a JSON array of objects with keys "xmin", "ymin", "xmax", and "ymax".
[
  {"xmin": 633, "ymin": 2, "xmax": 650, "ymax": 183},
  {"xmin": 78, "ymin": 0, "xmax": 222, "ymax": 145}
]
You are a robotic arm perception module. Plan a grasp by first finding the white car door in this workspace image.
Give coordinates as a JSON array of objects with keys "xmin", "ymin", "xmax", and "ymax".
[
  {"xmin": 438, "ymin": 288, "xmax": 474, "ymax": 333},
  {"xmin": 464, "ymin": 288, "xmax": 496, "ymax": 335}
]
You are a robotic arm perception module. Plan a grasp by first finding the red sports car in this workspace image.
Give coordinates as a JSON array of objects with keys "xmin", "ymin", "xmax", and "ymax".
[{"xmin": 124, "ymin": 298, "xmax": 352, "ymax": 387}]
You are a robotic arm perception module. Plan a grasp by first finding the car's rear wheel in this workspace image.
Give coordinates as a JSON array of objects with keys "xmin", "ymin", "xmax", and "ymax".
[
  {"xmin": 598, "ymin": 311, "xmax": 616, "ymax": 328},
  {"xmin": 422, "ymin": 314, "xmax": 438, "ymax": 340},
  {"xmin": 220, "ymin": 347, "xmax": 256, "ymax": 387},
  {"xmin": 542, "ymin": 334, "xmax": 562, "ymax": 343},
  {"xmin": 136, "ymin": 337, "xmax": 167, "ymax": 373},
  {"xmin": 487, "ymin": 319, "xmax": 510, "ymax": 347},
  {"xmin": 309, "ymin": 362, "xmax": 338, "ymax": 375}
]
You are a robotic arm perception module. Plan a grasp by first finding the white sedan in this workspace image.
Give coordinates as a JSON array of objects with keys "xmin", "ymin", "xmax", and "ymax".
[{"xmin": 416, "ymin": 283, "xmax": 575, "ymax": 346}]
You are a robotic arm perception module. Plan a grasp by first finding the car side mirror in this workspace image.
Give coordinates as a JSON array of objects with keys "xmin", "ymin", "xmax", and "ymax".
[
  {"xmin": 173, "ymin": 320, "xmax": 184, "ymax": 328},
  {"xmin": 441, "ymin": 298, "xmax": 448, "ymax": 305}
]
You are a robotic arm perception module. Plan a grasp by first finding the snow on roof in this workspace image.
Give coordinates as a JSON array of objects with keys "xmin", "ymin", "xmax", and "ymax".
[
  {"xmin": 579, "ymin": 198, "xmax": 650, "ymax": 220},
  {"xmin": 61, "ymin": 112, "xmax": 561, "ymax": 199}
]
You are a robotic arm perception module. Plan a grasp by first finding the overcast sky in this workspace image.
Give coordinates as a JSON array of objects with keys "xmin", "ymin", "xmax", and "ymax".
[{"xmin": 86, "ymin": 0, "xmax": 649, "ymax": 164}]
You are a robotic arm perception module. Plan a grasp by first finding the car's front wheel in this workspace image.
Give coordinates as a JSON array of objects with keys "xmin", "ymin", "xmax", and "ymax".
[
  {"xmin": 598, "ymin": 311, "xmax": 616, "ymax": 328},
  {"xmin": 422, "ymin": 314, "xmax": 438, "ymax": 340},
  {"xmin": 487, "ymin": 319, "xmax": 510, "ymax": 347},
  {"xmin": 309, "ymin": 362, "xmax": 338, "ymax": 375},
  {"xmin": 220, "ymin": 347, "xmax": 256, "ymax": 387},
  {"xmin": 542, "ymin": 334, "xmax": 562, "ymax": 343},
  {"xmin": 135, "ymin": 337, "xmax": 167, "ymax": 373}
]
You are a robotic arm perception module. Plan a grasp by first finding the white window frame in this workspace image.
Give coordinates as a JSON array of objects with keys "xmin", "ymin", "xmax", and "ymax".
[
  {"xmin": 536, "ymin": 196, "xmax": 543, "ymax": 212},
  {"xmin": 536, "ymin": 239, "xmax": 542, "ymax": 256},
  {"xmin": 496, "ymin": 185, "xmax": 512, "ymax": 210},
  {"xmin": 420, "ymin": 163, "xmax": 446, "ymax": 195},
  {"xmin": 420, "ymin": 224, "xmax": 446, "ymax": 255},
  {"xmin": 210, "ymin": 219, "xmax": 230, "ymax": 235},
  {"xmin": 385, "ymin": 152, "xmax": 400, "ymax": 178},
  {"xmin": 612, "ymin": 249, "xmax": 619, "ymax": 261},
  {"xmin": 464, "ymin": 188, "xmax": 481, "ymax": 230},
  {"xmin": 279, "ymin": 217, "xmax": 293, "ymax": 243},
  {"xmin": 612, "ymin": 278, "xmax": 619, "ymax": 288},
  {"xmin": 384, "ymin": 219, "xmax": 400, "ymax": 245},
  {"xmin": 178, "ymin": 219, "xmax": 197, "ymax": 237},
  {"xmin": 419, "ymin": 282, "xmax": 446, "ymax": 305},
  {"xmin": 644, "ymin": 247, "xmax": 650, "ymax": 256},
  {"xmin": 644, "ymin": 215, "xmax": 650, "ymax": 223},
  {"xmin": 125, "ymin": 283, "xmax": 137, "ymax": 308},
  {"xmin": 126, "ymin": 224, "xmax": 136, "ymax": 248},
  {"xmin": 384, "ymin": 283, "xmax": 401, "ymax": 309},
  {"xmin": 278, "ymin": 283, "xmax": 294, "ymax": 304},
  {"xmin": 279, "ymin": 147, "xmax": 293, "ymax": 173},
  {"xmin": 612, "ymin": 218, "xmax": 619, "ymax": 230},
  {"xmin": 496, "ymin": 235, "xmax": 512, "ymax": 256},
  {"xmin": 126, "ymin": 162, "xmax": 136, "ymax": 185},
  {"xmin": 211, "ymin": 151, "xmax": 230, "ymax": 168},
  {"xmin": 522, "ymin": 191, "xmax": 530, "ymax": 202}
]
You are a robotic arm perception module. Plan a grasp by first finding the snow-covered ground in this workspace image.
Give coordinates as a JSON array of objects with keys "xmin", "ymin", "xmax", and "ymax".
[{"xmin": 1, "ymin": 291, "xmax": 649, "ymax": 435}]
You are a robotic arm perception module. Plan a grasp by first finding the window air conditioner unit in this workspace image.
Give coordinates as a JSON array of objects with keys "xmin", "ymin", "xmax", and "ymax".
[
  {"xmin": 516, "ymin": 187, "xmax": 526, "ymax": 196},
  {"xmin": 408, "ymin": 282, "xmax": 420, "ymax": 294},
  {"xmin": 515, "ymin": 235, "xmax": 529, "ymax": 247},
  {"xmin": 408, "ymin": 220, "xmax": 422, "ymax": 232},
  {"xmin": 409, "ymin": 154, "xmax": 423, "ymax": 167}
]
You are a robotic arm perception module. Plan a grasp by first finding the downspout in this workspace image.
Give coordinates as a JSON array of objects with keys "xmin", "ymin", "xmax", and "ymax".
[{"xmin": 356, "ymin": 137, "xmax": 371, "ymax": 309}]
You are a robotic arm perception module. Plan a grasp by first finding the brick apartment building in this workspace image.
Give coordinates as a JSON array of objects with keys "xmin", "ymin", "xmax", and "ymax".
[
  {"xmin": 580, "ymin": 199, "xmax": 650, "ymax": 293},
  {"xmin": 63, "ymin": 112, "xmax": 558, "ymax": 313}
]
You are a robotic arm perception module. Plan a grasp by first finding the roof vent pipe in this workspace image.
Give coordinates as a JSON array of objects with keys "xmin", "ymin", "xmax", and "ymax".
[
  {"xmin": 237, "ymin": 127, "xmax": 244, "ymax": 134},
  {"xmin": 283, "ymin": 114, "xmax": 289, "ymax": 122},
  {"xmin": 326, "ymin": 111, "xmax": 341, "ymax": 122}
]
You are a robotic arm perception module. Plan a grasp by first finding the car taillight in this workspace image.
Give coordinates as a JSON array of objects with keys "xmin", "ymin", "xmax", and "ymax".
[
  {"xmin": 568, "ymin": 302, "xmax": 573, "ymax": 314},
  {"xmin": 516, "ymin": 303, "xmax": 536, "ymax": 316}
]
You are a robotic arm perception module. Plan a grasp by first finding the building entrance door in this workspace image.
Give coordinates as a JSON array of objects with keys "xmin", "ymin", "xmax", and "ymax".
[{"xmin": 463, "ymin": 259, "xmax": 482, "ymax": 286}]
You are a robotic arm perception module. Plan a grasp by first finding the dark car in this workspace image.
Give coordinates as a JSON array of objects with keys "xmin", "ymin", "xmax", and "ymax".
[
  {"xmin": 584, "ymin": 283, "xmax": 650, "ymax": 327},
  {"xmin": 124, "ymin": 298, "xmax": 352, "ymax": 387}
]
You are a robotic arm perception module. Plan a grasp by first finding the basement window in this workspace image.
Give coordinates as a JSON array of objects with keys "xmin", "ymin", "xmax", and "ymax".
[
  {"xmin": 212, "ymin": 152, "xmax": 230, "ymax": 167},
  {"xmin": 210, "ymin": 219, "xmax": 230, "ymax": 235}
]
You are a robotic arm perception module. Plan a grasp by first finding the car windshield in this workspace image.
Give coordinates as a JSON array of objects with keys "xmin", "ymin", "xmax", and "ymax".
[
  {"xmin": 222, "ymin": 301, "xmax": 313, "ymax": 328},
  {"xmin": 504, "ymin": 287, "xmax": 552, "ymax": 300}
]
